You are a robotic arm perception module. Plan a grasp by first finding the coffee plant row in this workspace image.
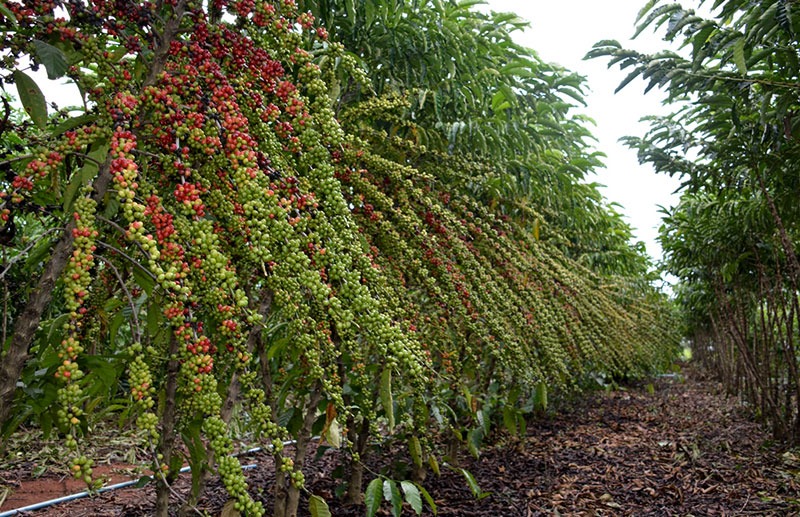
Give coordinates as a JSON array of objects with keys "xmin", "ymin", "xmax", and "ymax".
[{"xmin": 0, "ymin": 0, "xmax": 680, "ymax": 515}]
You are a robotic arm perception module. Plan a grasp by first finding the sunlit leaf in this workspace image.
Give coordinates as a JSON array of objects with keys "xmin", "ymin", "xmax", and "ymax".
[
  {"xmin": 400, "ymin": 481, "xmax": 423, "ymax": 515},
  {"xmin": 308, "ymin": 495, "xmax": 331, "ymax": 517}
]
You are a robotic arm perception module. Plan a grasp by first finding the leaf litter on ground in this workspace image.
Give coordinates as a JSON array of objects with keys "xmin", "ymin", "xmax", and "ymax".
[{"xmin": 2, "ymin": 365, "xmax": 798, "ymax": 516}]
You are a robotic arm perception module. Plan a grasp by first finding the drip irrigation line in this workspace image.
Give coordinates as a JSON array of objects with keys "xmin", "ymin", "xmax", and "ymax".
[
  {"xmin": 0, "ymin": 436, "xmax": 315, "ymax": 516},
  {"xmin": 0, "ymin": 464, "xmax": 258, "ymax": 516}
]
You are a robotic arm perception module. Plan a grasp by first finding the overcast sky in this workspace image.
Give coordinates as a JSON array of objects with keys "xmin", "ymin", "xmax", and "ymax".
[{"xmin": 483, "ymin": 0, "xmax": 685, "ymax": 263}]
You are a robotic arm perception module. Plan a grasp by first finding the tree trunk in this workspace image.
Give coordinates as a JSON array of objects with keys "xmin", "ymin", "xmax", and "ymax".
[
  {"xmin": 221, "ymin": 288, "xmax": 273, "ymax": 424},
  {"xmin": 344, "ymin": 416, "xmax": 370, "ymax": 505},
  {"xmin": 179, "ymin": 288, "xmax": 271, "ymax": 515},
  {"xmin": 156, "ymin": 336, "xmax": 182, "ymax": 517},
  {"xmin": 274, "ymin": 385, "xmax": 323, "ymax": 517}
]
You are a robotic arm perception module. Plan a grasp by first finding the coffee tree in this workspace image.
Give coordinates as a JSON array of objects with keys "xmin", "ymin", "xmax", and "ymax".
[{"xmin": 0, "ymin": 0, "xmax": 680, "ymax": 514}]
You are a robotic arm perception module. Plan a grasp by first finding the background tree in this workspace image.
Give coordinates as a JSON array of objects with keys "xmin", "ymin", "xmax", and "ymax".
[{"xmin": 590, "ymin": 0, "xmax": 800, "ymax": 441}]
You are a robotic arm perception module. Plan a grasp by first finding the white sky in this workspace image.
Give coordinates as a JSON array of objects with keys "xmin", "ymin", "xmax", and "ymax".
[{"xmin": 484, "ymin": 0, "xmax": 684, "ymax": 263}]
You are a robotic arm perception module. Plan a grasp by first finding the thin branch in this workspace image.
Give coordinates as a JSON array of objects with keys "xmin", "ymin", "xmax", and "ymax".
[
  {"xmin": 94, "ymin": 240, "xmax": 158, "ymax": 281},
  {"xmin": 683, "ymin": 70, "xmax": 800, "ymax": 91},
  {"xmin": 68, "ymin": 151, "xmax": 105, "ymax": 168},
  {"xmin": 95, "ymin": 215, "xmax": 152, "ymax": 260},
  {"xmin": 0, "ymin": 227, "xmax": 62, "ymax": 280},
  {"xmin": 147, "ymin": 444, "xmax": 204, "ymax": 517},
  {"xmin": 0, "ymin": 97, "xmax": 9, "ymax": 135},
  {"xmin": 94, "ymin": 254, "xmax": 142, "ymax": 344},
  {"xmin": 0, "ymin": 155, "xmax": 34, "ymax": 168},
  {"xmin": 2, "ymin": 248, "xmax": 6, "ymax": 346}
]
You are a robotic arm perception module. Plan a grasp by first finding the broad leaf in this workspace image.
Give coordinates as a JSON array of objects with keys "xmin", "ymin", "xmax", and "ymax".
[
  {"xmin": 400, "ymin": 481, "xmax": 423, "ymax": 515},
  {"xmin": 732, "ymin": 37, "xmax": 747, "ymax": 74},
  {"xmin": 383, "ymin": 479, "xmax": 402, "ymax": 517},
  {"xmin": 52, "ymin": 114, "xmax": 96, "ymax": 138},
  {"xmin": 62, "ymin": 143, "xmax": 107, "ymax": 211},
  {"xmin": 534, "ymin": 381, "xmax": 548, "ymax": 413},
  {"xmin": 13, "ymin": 70, "xmax": 47, "ymax": 128},
  {"xmin": 460, "ymin": 468, "xmax": 489, "ymax": 499},
  {"xmin": 467, "ymin": 428, "xmax": 482, "ymax": 458},
  {"xmin": 409, "ymin": 435, "xmax": 423, "ymax": 468},
  {"xmin": 33, "ymin": 40, "xmax": 69, "ymax": 79},
  {"xmin": 134, "ymin": 475, "xmax": 152, "ymax": 488},
  {"xmin": 418, "ymin": 484, "xmax": 437, "ymax": 515},
  {"xmin": 365, "ymin": 477, "xmax": 383, "ymax": 517},
  {"xmin": 0, "ymin": 2, "xmax": 17, "ymax": 26},
  {"xmin": 502, "ymin": 406, "xmax": 519, "ymax": 436},
  {"xmin": 309, "ymin": 495, "xmax": 331, "ymax": 517},
  {"xmin": 428, "ymin": 454, "xmax": 440, "ymax": 476}
]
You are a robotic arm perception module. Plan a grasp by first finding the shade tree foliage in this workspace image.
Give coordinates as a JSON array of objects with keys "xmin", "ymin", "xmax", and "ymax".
[{"xmin": 591, "ymin": 0, "xmax": 800, "ymax": 441}]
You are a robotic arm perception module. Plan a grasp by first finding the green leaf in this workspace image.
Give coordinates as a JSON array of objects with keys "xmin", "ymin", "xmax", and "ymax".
[
  {"xmin": 456, "ymin": 0, "xmax": 485, "ymax": 9},
  {"xmin": 81, "ymin": 355, "xmax": 120, "ymax": 394},
  {"xmin": 635, "ymin": 0, "xmax": 658, "ymax": 24},
  {"xmin": 614, "ymin": 69, "xmax": 642, "ymax": 94},
  {"xmin": 733, "ymin": 37, "xmax": 747, "ymax": 74},
  {"xmin": 345, "ymin": 0, "xmax": 355, "ymax": 24},
  {"xmin": 383, "ymin": 479, "xmax": 402, "ymax": 517},
  {"xmin": 460, "ymin": 468, "xmax": 482, "ymax": 498},
  {"xmin": 33, "ymin": 40, "xmax": 69, "ymax": 80},
  {"xmin": 0, "ymin": 2, "xmax": 17, "ymax": 26},
  {"xmin": 467, "ymin": 428, "xmax": 482, "ymax": 458},
  {"xmin": 460, "ymin": 468, "xmax": 489, "ymax": 499},
  {"xmin": 380, "ymin": 367, "xmax": 394, "ymax": 429},
  {"xmin": 418, "ymin": 485, "xmax": 437, "ymax": 515},
  {"xmin": 309, "ymin": 495, "xmax": 331, "ymax": 517},
  {"xmin": 52, "ymin": 113, "xmax": 96, "ymax": 138},
  {"xmin": 136, "ymin": 266, "xmax": 155, "ymax": 297},
  {"xmin": 13, "ymin": 70, "xmax": 48, "ymax": 128},
  {"xmin": 691, "ymin": 23, "xmax": 716, "ymax": 59},
  {"xmin": 491, "ymin": 90, "xmax": 506, "ymax": 112},
  {"xmin": 365, "ymin": 478, "xmax": 383, "ymax": 517},
  {"xmin": 409, "ymin": 435, "xmax": 423, "ymax": 468},
  {"xmin": 62, "ymin": 143, "xmax": 107, "ymax": 211},
  {"xmin": 534, "ymin": 381, "xmax": 548, "ymax": 413},
  {"xmin": 400, "ymin": 481, "xmax": 423, "ymax": 515},
  {"xmin": 634, "ymin": 3, "xmax": 683, "ymax": 39},
  {"xmin": 365, "ymin": 0, "xmax": 375, "ymax": 26},
  {"xmin": 502, "ymin": 406, "xmax": 518, "ymax": 436},
  {"xmin": 428, "ymin": 454, "xmax": 440, "ymax": 476},
  {"xmin": 135, "ymin": 475, "xmax": 152, "ymax": 488}
]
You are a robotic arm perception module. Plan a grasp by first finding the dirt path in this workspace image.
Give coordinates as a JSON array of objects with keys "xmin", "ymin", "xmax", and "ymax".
[{"xmin": 2, "ymin": 368, "xmax": 798, "ymax": 516}]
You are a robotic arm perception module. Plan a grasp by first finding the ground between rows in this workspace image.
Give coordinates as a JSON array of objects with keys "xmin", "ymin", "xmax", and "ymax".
[{"xmin": 1, "ymin": 367, "xmax": 798, "ymax": 516}]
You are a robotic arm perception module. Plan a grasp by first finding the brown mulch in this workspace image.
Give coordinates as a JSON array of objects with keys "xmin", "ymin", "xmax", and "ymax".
[{"xmin": 2, "ymin": 367, "xmax": 798, "ymax": 516}]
